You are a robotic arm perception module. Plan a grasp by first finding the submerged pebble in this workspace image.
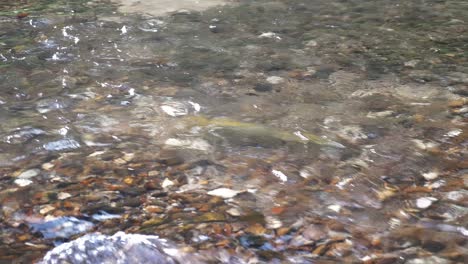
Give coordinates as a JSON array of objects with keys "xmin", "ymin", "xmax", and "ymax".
[
  {"xmin": 207, "ymin": 188, "xmax": 243, "ymax": 199},
  {"xmin": 1, "ymin": 0, "xmax": 467, "ymax": 263},
  {"xmin": 14, "ymin": 178, "xmax": 33, "ymax": 187},
  {"xmin": 422, "ymin": 171, "xmax": 439, "ymax": 181},
  {"xmin": 416, "ymin": 197, "xmax": 437, "ymax": 209},
  {"xmin": 18, "ymin": 169, "xmax": 40, "ymax": 179}
]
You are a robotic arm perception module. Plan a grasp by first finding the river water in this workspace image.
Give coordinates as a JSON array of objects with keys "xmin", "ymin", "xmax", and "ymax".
[{"xmin": 0, "ymin": 0, "xmax": 467, "ymax": 263}]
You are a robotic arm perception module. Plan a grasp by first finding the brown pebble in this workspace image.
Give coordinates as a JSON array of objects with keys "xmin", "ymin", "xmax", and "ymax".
[
  {"xmin": 144, "ymin": 206, "xmax": 164, "ymax": 214},
  {"xmin": 245, "ymin": 223, "xmax": 267, "ymax": 235},
  {"xmin": 17, "ymin": 234, "xmax": 31, "ymax": 242},
  {"xmin": 271, "ymin": 206, "xmax": 285, "ymax": 215},
  {"xmin": 326, "ymin": 220, "xmax": 346, "ymax": 232},
  {"xmin": 197, "ymin": 204, "xmax": 212, "ymax": 212},
  {"xmin": 223, "ymin": 224, "xmax": 232, "ymax": 235},
  {"xmin": 17, "ymin": 12, "xmax": 29, "ymax": 19},
  {"xmin": 413, "ymin": 114, "xmax": 425, "ymax": 123},
  {"xmin": 448, "ymin": 99, "xmax": 466, "ymax": 108},
  {"xmin": 277, "ymin": 227, "xmax": 290, "ymax": 236}
]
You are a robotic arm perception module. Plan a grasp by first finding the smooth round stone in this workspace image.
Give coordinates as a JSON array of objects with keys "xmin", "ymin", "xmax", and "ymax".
[
  {"xmin": 18, "ymin": 169, "xmax": 40, "ymax": 179},
  {"xmin": 416, "ymin": 197, "xmax": 436, "ymax": 209}
]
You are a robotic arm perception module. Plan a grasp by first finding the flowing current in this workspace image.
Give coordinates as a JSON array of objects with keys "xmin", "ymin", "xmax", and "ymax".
[{"xmin": 0, "ymin": 0, "xmax": 466, "ymax": 263}]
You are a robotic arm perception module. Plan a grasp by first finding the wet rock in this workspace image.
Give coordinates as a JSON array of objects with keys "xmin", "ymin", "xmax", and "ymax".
[
  {"xmin": 302, "ymin": 225, "xmax": 327, "ymax": 241},
  {"xmin": 226, "ymin": 207, "xmax": 241, "ymax": 217},
  {"xmin": 422, "ymin": 171, "xmax": 439, "ymax": 181},
  {"xmin": 289, "ymin": 235, "xmax": 314, "ymax": 247},
  {"xmin": 30, "ymin": 217, "xmax": 94, "ymax": 239},
  {"xmin": 3, "ymin": 127, "xmax": 46, "ymax": 144},
  {"xmin": 366, "ymin": 110, "xmax": 394, "ymax": 118},
  {"xmin": 271, "ymin": 169, "xmax": 288, "ymax": 182},
  {"xmin": 448, "ymin": 99, "xmax": 467, "ymax": 108},
  {"xmin": 161, "ymin": 178, "xmax": 175, "ymax": 189},
  {"xmin": 405, "ymin": 256, "xmax": 451, "ymax": 264},
  {"xmin": 164, "ymin": 138, "xmax": 212, "ymax": 152},
  {"xmin": 254, "ymin": 83, "xmax": 273, "ymax": 92},
  {"xmin": 334, "ymin": 125, "xmax": 368, "ymax": 144},
  {"xmin": 41, "ymin": 162, "xmax": 55, "ymax": 170},
  {"xmin": 245, "ymin": 223, "xmax": 267, "ymax": 235},
  {"xmin": 258, "ymin": 32, "xmax": 281, "ymax": 40},
  {"xmin": 415, "ymin": 197, "xmax": 437, "ymax": 209},
  {"xmin": 39, "ymin": 232, "xmax": 181, "ymax": 264},
  {"xmin": 442, "ymin": 190, "xmax": 468, "ymax": 203},
  {"xmin": 239, "ymin": 235, "xmax": 267, "ymax": 248},
  {"xmin": 57, "ymin": 192, "xmax": 72, "ymax": 200},
  {"xmin": 43, "ymin": 139, "xmax": 81, "ymax": 151},
  {"xmin": 194, "ymin": 212, "xmax": 226, "ymax": 222},
  {"xmin": 404, "ymin": 60, "xmax": 419, "ymax": 68},
  {"xmin": 207, "ymin": 188, "xmax": 243, "ymax": 199},
  {"xmin": 160, "ymin": 101, "xmax": 190, "ymax": 117},
  {"xmin": 305, "ymin": 40, "xmax": 318, "ymax": 47},
  {"xmin": 91, "ymin": 211, "xmax": 121, "ymax": 221},
  {"xmin": 14, "ymin": 178, "xmax": 33, "ymax": 187},
  {"xmin": 110, "ymin": 0, "xmax": 231, "ymax": 17},
  {"xmin": 17, "ymin": 169, "xmax": 40, "ymax": 179},
  {"xmin": 36, "ymin": 97, "xmax": 71, "ymax": 113},
  {"xmin": 266, "ymin": 76, "xmax": 285, "ymax": 84},
  {"xmin": 40, "ymin": 232, "xmax": 248, "ymax": 264},
  {"xmin": 265, "ymin": 216, "xmax": 282, "ymax": 229},
  {"xmin": 422, "ymin": 240, "xmax": 446, "ymax": 252}
]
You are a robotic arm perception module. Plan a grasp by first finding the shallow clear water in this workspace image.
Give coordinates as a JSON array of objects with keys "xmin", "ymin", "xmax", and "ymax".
[{"xmin": 0, "ymin": 0, "xmax": 467, "ymax": 263}]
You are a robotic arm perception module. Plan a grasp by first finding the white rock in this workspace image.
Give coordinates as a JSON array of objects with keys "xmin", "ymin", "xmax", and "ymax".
[
  {"xmin": 113, "ymin": 158, "xmax": 127, "ymax": 165},
  {"xmin": 188, "ymin": 101, "xmax": 201, "ymax": 112},
  {"xmin": 39, "ymin": 205, "xmax": 55, "ymax": 215},
  {"xmin": 445, "ymin": 191, "xmax": 467, "ymax": 202},
  {"xmin": 406, "ymin": 256, "xmax": 450, "ymax": 264},
  {"xmin": 160, "ymin": 104, "xmax": 188, "ymax": 117},
  {"xmin": 266, "ymin": 76, "xmax": 284, "ymax": 84},
  {"xmin": 121, "ymin": 25, "xmax": 127, "ymax": 34},
  {"xmin": 328, "ymin": 204, "xmax": 342, "ymax": 213},
  {"xmin": 459, "ymin": 227, "xmax": 468, "ymax": 237},
  {"xmin": 58, "ymin": 192, "xmax": 72, "ymax": 200},
  {"xmin": 121, "ymin": 153, "xmax": 134, "ymax": 162},
  {"xmin": 425, "ymin": 180, "xmax": 445, "ymax": 189},
  {"xmin": 293, "ymin": 131, "xmax": 309, "ymax": 141},
  {"xmin": 299, "ymin": 169, "xmax": 311, "ymax": 179},
  {"xmin": 161, "ymin": 178, "xmax": 175, "ymax": 189},
  {"xmin": 18, "ymin": 169, "xmax": 40, "ymax": 179},
  {"xmin": 272, "ymin": 170, "xmax": 288, "ymax": 182},
  {"xmin": 445, "ymin": 129, "xmax": 462, "ymax": 138},
  {"xmin": 412, "ymin": 139, "xmax": 438, "ymax": 150},
  {"xmin": 88, "ymin": 151, "xmax": 106, "ymax": 157},
  {"xmin": 258, "ymin": 32, "xmax": 281, "ymax": 40},
  {"xmin": 226, "ymin": 207, "xmax": 241, "ymax": 216},
  {"xmin": 14, "ymin": 178, "xmax": 33, "ymax": 187},
  {"xmin": 366, "ymin": 111, "xmax": 394, "ymax": 118},
  {"xmin": 416, "ymin": 197, "xmax": 437, "ymax": 209},
  {"xmin": 42, "ymin": 163, "xmax": 55, "ymax": 170},
  {"xmin": 422, "ymin": 171, "xmax": 438, "ymax": 181},
  {"xmin": 207, "ymin": 188, "xmax": 242, "ymax": 199},
  {"xmin": 265, "ymin": 216, "xmax": 283, "ymax": 229}
]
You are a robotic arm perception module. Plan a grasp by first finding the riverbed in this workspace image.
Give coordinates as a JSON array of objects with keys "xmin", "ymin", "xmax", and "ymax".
[{"xmin": 0, "ymin": 0, "xmax": 467, "ymax": 263}]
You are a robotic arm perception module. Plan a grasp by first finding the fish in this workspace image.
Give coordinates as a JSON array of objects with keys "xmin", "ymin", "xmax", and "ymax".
[{"xmin": 180, "ymin": 115, "xmax": 345, "ymax": 148}]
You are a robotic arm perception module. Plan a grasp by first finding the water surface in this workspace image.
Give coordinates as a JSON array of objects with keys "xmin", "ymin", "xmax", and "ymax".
[{"xmin": 0, "ymin": 0, "xmax": 467, "ymax": 263}]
